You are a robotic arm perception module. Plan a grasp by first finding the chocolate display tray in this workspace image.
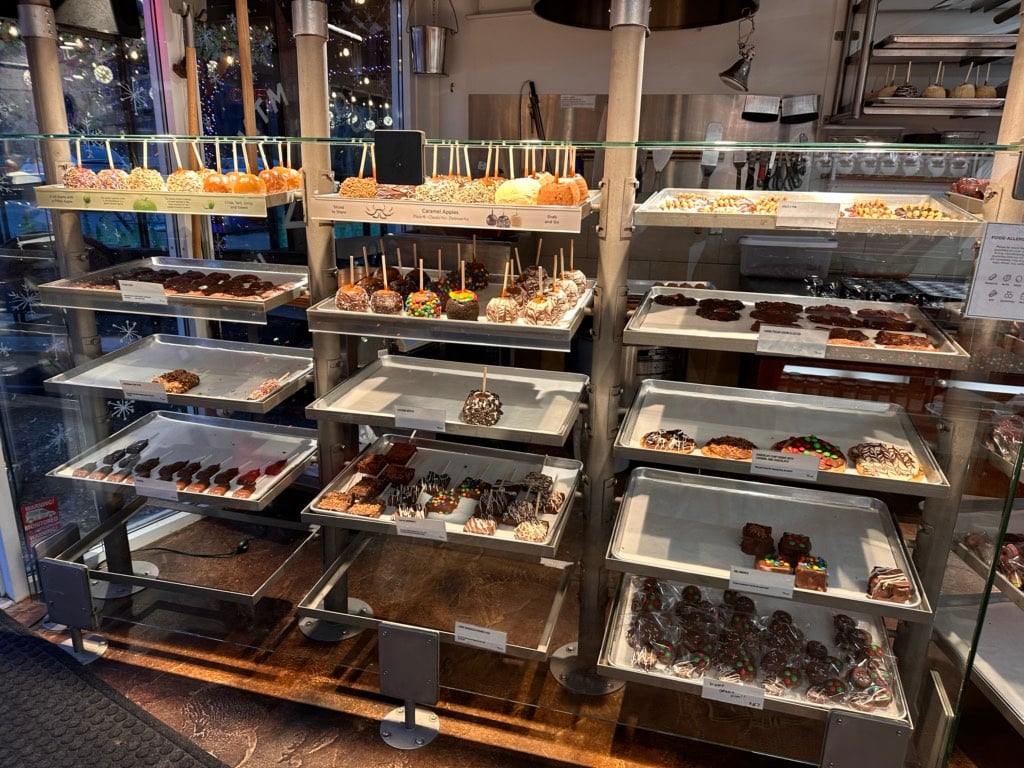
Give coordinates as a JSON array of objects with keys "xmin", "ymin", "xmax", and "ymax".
[
  {"xmin": 955, "ymin": 505, "xmax": 1024, "ymax": 613},
  {"xmin": 634, "ymin": 189, "xmax": 983, "ymax": 237},
  {"xmin": 38, "ymin": 257, "xmax": 309, "ymax": 325},
  {"xmin": 48, "ymin": 411, "xmax": 318, "ymax": 512},
  {"xmin": 306, "ymin": 356, "xmax": 588, "ymax": 446},
  {"xmin": 606, "ymin": 468, "xmax": 930, "ymax": 622},
  {"xmin": 307, "ymin": 190, "xmax": 598, "ymax": 234},
  {"xmin": 303, "ymin": 434, "xmax": 582, "ymax": 558},
  {"xmin": 615, "ymin": 380, "xmax": 949, "ymax": 499},
  {"xmin": 45, "ymin": 334, "xmax": 312, "ymax": 414},
  {"xmin": 307, "ymin": 280, "xmax": 594, "ymax": 353},
  {"xmin": 34, "ymin": 185, "xmax": 299, "ymax": 217},
  {"xmin": 600, "ymin": 576, "xmax": 910, "ymax": 723},
  {"xmin": 623, "ymin": 287, "xmax": 971, "ymax": 370}
]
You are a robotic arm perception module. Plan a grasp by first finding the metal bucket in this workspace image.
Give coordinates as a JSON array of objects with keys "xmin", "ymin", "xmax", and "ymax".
[{"xmin": 410, "ymin": 24, "xmax": 451, "ymax": 75}]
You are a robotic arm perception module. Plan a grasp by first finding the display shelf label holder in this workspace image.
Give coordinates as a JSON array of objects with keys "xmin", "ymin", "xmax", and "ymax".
[
  {"xmin": 394, "ymin": 518, "xmax": 448, "ymax": 542},
  {"xmin": 729, "ymin": 566, "xmax": 795, "ymax": 599},
  {"xmin": 394, "ymin": 405, "xmax": 447, "ymax": 432},
  {"xmin": 120, "ymin": 380, "xmax": 169, "ymax": 404},
  {"xmin": 756, "ymin": 326, "xmax": 829, "ymax": 358},
  {"xmin": 777, "ymin": 201, "xmax": 841, "ymax": 230},
  {"xmin": 117, "ymin": 280, "xmax": 169, "ymax": 305},
  {"xmin": 701, "ymin": 678, "xmax": 765, "ymax": 710},
  {"xmin": 750, "ymin": 451, "xmax": 820, "ymax": 481},
  {"xmin": 454, "ymin": 621, "xmax": 508, "ymax": 654}
]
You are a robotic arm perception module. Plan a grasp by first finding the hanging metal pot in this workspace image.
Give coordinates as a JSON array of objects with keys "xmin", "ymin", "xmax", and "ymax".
[{"xmin": 409, "ymin": 0, "xmax": 459, "ymax": 76}]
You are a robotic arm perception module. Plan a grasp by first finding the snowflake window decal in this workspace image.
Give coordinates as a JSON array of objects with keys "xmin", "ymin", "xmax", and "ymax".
[
  {"xmin": 0, "ymin": 342, "xmax": 10, "ymax": 359},
  {"xmin": 114, "ymin": 320, "xmax": 140, "ymax": 344},
  {"xmin": 10, "ymin": 282, "xmax": 40, "ymax": 312},
  {"xmin": 108, "ymin": 399, "xmax": 136, "ymax": 420},
  {"xmin": 46, "ymin": 424, "xmax": 70, "ymax": 450}
]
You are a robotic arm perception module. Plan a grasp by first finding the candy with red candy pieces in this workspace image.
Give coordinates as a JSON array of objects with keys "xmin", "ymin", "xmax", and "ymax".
[
  {"xmin": 63, "ymin": 166, "xmax": 99, "ymax": 189},
  {"xmin": 405, "ymin": 289, "xmax": 442, "ymax": 318},
  {"xmin": 97, "ymin": 168, "xmax": 129, "ymax": 190}
]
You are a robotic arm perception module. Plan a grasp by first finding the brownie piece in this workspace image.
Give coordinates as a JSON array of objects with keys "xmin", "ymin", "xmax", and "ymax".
[
  {"xmin": 794, "ymin": 555, "xmax": 828, "ymax": 592},
  {"xmin": 756, "ymin": 554, "xmax": 792, "ymax": 574},
  {"xmin": 348, "ymin": 501, "xmax": 384, "ymax": 518},
  {"xmin": 384, "ymin": 442, "xmax": 417, "ymax": 465},
  {"xmin": 348, "ymin": 477, "xmax": 387, "ymax": 501},
  {"xmin": 778, "ymin": 532, "xmax": 812, "ymax": 561},
  {"xmin": 382, "ymin": 464, "xmax": 415, "ymax": 486},
  {"xmin": 356, "ymin": 454, "xmax": 388, "ymax": 475},
  {"xmin": 741, "ymin": 522, "xmax": 775, "ymax": 556}
]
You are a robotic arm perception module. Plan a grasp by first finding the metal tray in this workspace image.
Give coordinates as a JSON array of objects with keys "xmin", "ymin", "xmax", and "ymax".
[
  {"xmin": 44, "ymin": 334, "xmax": 313, "ymax": 414},
  {"xmin": 39, "ymin": 257, "xmax": 308, "ymax": 325},
  {"xmin": 874, "ymin": 34, "xmax": 1017, "ymax": 50},
  {"xmin": 623, "ymin": 287, "xmax": 971, "ymax": 371},
  {"xmin": 871, "ymin": 97, "xmax": 1005, "ymax": 109},
  {"xmin": 615, "ymin": 380, "xmax": 950, "ymax": 498},
  {"xmin": 306, "ymin": 190, "xmax": 599, "ymax": 234},
  {"xmin": 302, "ymin": 434, "xmax": 582, "ymax": 558},
  {"xmin": 606, "ymin": 468, "xmax": 930, "ymax": 621},
  {"xmin": 634, "ymin": 189, "xmax": 985, "ymax": 237},
  {"xmin": 34, "ymin": 185, "xmax": 299, "ymax": 217},
  {"xmin": 306, "ymin": 356, "xmax": 588, "ymax": 446},
  {"xmin": 48, "ymin": 411, "xmax": 318, "ymax": 512},
  {"xmin": 600, "ymin": 575, "xmax": 911, "ymax": 723},
  {"xmin": 307, "ymin": 281, "xmax": 594, "ymax": 353}
]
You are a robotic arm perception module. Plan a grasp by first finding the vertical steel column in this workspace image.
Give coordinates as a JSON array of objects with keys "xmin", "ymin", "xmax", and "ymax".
[
  {"xmin": 550, "ymin": 0, "xmax": 647, "ymax": 694},
  {"xmin": 293, "ymin": 0, "xmax": 365, "ymax": 635},
  {"xmin": 849, "ymin": 0, "xmax": 879, "ymax": 120},
  {"xmin": 19, "ymin": 0, "xmax": 134, "ymax": 576}
]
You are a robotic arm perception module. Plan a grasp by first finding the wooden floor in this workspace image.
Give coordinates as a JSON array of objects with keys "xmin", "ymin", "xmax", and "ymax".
[{"xmin": 5, "ymin": 522, "xmax": 1023, "ymax": 767}]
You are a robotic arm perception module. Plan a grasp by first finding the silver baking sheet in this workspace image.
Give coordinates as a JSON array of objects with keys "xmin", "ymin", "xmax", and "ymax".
[
  {"xmin": 623, "ymin": 286, "xmax": 971, "ymax": 371},
  {"xmin": 44, "ymin": 335, "xmax": 312, "ymax": 413},
  {"xmin": 633, "ymin": 189, "xmax": 984, "ymax": 237},
  {"xmin": 606, "ymin": 468, "xmax": 930, "ymax": 621},
  {"xmin": 871, "ymin": 97, "xmax": 1005, "ymax": 109},
  {"xmin": 48, "ymin": 411, "xmax": 318, "ymax": 512},
  {"xmin": 874, "ymin": 34, "xmax": 1017, "ymax": 50},
  {"xmin": 615, "ymin": 380, "xmax": 950, "ymax": 499},
  {"xmin": 306, "ymin": 356, "xmax": 588, "ymax": 446},
  {"xmin": 599, "ymin": 575, "xmax": 911, "ymax": 723},
  {"xmin": 39, "ymin": 257, "xmax": 308, "ymax": 325},
  {"xmin": 307, "ymin": 280, "xmax": 594, "ymax": 353},
  {"xmin": 302, "ymin": 434, "xmax": 582, "ymax": 558}
]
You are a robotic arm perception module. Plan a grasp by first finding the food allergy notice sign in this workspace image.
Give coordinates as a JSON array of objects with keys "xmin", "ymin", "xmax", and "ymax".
[{"xmin": 966, "ymin": 223, "xmax": 1024, "ymax": 321}]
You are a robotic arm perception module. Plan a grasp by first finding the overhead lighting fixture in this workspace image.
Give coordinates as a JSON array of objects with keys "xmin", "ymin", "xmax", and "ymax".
[
  {"xmin": 327, "ymin": 23, "xmax": 364, "ymax": 42},
  {"xmin": 719, "ymin": 7, "xmax": 755, "ymax": 92}
]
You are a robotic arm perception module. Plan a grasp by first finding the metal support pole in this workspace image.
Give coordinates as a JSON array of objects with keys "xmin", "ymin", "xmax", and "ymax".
[
  {"xmin": 982, "ymin": 3, "xmax": 1024, "ymax": 224},
  {"xmin": 550, "ymin": 0, "xmax": 646, "ymax": 694},
  {"xmin": 293, "ymin": 0, "xmax": 365, "ymax": 639},
  {"xmin": 18, "ymin": 0, "xmax": 133, "ymax": 577},
  {"xmin": 849, "ymin": 0, "xmax": 880, "ymax": 120}
]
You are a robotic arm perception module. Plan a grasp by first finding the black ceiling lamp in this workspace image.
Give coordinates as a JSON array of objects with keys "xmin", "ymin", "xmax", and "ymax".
[
  {"xmin": 531, "ymin": 0, "xmax": 759, "ymax": 31},
  {"xmin": 719, "ymin": 7, "xmax": 756, "ymax": 92}
]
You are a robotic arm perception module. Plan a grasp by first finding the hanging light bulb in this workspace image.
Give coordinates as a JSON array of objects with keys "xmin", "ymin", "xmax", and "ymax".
[{"xmin": 719, "ymin": 9, "xmax": 756, "ymax": 92}]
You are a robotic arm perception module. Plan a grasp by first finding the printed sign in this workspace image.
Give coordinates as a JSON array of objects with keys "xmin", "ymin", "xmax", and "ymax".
[
  {"xmin": 756, "ymin": 325, "xmax": 829, "ymax": 358},
  {"xmin": 118, "ymin": 280, "xmax": 169, "ymax": 305},
  {"xmin": 729, "ymin": 565, "xmax": 795, "ymax": 599},
  {"xmin": 20, "ymin": 497, "xmax": 60, "ymax": 549},
  {"xmin": 966, "ymin": 222, "xmax": 1024, "ymax": 321},
  {"xmin": 454, "ymin": 621, "xmax": 508, "ymax": 653},
  {"xmin": 751, "ymin": 450, "xmax": 820, "ymax": 482}
]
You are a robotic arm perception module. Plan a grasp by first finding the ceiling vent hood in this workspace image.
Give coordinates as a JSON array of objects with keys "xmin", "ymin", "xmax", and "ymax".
[{"xmin": 532, "ymin": 0, "xmax": 759, "ymax": 31}]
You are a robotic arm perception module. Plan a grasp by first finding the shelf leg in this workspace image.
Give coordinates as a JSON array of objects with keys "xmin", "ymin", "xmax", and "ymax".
[{"xmin": 380, "ymin": 702, "xmax": 439, "ymax": 750}]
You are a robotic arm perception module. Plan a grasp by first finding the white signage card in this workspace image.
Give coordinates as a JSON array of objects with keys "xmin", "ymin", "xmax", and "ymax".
[
  {"xmin": 394, "ymin": 405, "xmax": 446, "ymax": 432},
  {"xmin": 120, "ymin": 380, "xmax": 169, "ymax": 403},
  {"xmin": 729, "ymin": 566, "xmax": 795, "ymax": 599},
  {"xmin": 118, "ymin": 280, "xmax": 169, "ymax": 305},
  {"xmin": 756, "ymin": 325, "xmax": 829, "ymax": 359},
  {"xmin": 966, "ymin": 222, "xmax": 1024, "ymax": 320},
  {"xmin": 701, "ymin": 678, "xmax": 765, "ymax": 710},
  {"xmin": 559, "ymin": 94, "xmax": 597, "ymax": 110},
  {"xmin": 454, "ymin": 621, "xmax": 508, "ymax": 654},
  {"xmin": 750, "ymin": 450, "xmax": 820, "ymax": 482},
  {"xmin": 394, "ymin": 518, "xmax": 448, "ymax": 542},
  {"xmin": 133, "ymin": 476, "xmax": 178, "ymax": 501},
  {"xmin": 776, "ymin": 201, "xmax": 841, "ymax": 230}
]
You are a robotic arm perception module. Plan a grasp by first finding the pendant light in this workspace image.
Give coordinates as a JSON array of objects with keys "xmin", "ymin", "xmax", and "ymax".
[{"xmin": 719, "ymin": 8, "xmax": 756, "ymax": 92}]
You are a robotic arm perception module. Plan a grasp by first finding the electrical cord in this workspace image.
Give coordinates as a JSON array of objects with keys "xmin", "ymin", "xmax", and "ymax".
[{"xmin": 138, "ymin": 539, "xmax": 252, "ymax": 559}]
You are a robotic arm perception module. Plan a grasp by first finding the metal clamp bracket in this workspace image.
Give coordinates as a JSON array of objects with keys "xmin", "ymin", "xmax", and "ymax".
[
  {"xmin": 18, "ymin": 5, "xmax": 57, "ymax": 39},
  {"xmin": 610, "ymin": 0, "xmax": 651, "ymax": 32},
  {"xmin": 292, "ymin": 0, "xmax": 328, "ymax": 38}
]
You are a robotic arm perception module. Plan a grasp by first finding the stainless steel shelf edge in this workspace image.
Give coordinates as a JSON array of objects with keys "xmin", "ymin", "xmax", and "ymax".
[
  {"xmin": 615, "ymin": 379, "xmax": 950, "ymax": 499},
  {"xmin": 48, "ymin": 411, "xmax": 319, "ymax": 512},
  {"xmin": 954, "ymin": 542, "xmax": 1024, "ymax": 613},
  {"xmin": 624, "ymin": 286, "xmax": 971, "ymax": 371},
  {"xmin": 307, "ymin": 285, "xmax": 593, "ymax": 352},
  {"xmin": 44, "ymin": 334, "xmax": 313, "ymax": 414},
  {"xmin": 34, "ymin": 186, "xmax": 300, "ymax": 217},
  {"xmin": 862, "ymin": 104, "xmax": 1004, "ymax": 118},
  {"xmin": 605, "ymin": 467, "xmax": 932, "ymax": 623},
  {"xmin": 305, "ymin": 357, "xmax": 588, "ymax": 446},
  {"xmin": 301, "ymin": 434, "xmax": 582, "ymax": 559}
]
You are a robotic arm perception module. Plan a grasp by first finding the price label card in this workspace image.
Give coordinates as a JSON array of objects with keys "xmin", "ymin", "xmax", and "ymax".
[
  {"xmin": 394, "ymin": 518, "xmax": 448, "ymax": 542},
  {"xmin": 729, "ymin": 566, "xmax": 795, "ymax": 599},
  {"xmin": 394, "ymin": 405, "xmax": 446, "ymax": 432},
  {"xmin": 454, "ymin": 621, "xmax": 508, "ymax": 653},
  {"xmin": 702, "ymin": 678, "xmax": 765, "ymax": 710},
  {"xmin": 776, "ymin": 201, "xmax": 841, "ymax": 230},
  {"xmin": 120, "ymin": 380, "xmax": 169, "ymax": 403},
  {"xmin": 133, "ymin": 476, "xmax": 178, "ymax": 501},
  {"xmin": 751, "ymin": 450, "xmax": 820, "ymax": 482},
  {"xmin": 118, "ymin": 280, "xmax": 169, "ymax": 305},
  {"xmin": 756, "ymin": 325, "xmax": 829, "ymax": 359}
]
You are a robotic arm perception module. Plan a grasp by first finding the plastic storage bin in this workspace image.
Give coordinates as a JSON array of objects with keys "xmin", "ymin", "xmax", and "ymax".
[{"xmin": 738, "ymin": 235, "xmax": 837, "ymax": 279}]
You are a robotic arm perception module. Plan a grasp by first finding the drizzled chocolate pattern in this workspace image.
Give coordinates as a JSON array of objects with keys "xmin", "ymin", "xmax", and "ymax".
[
  {"xmin": 641, "ymin": 429, "xmax": 696, "ymax": 454},
  {"xmin": 848, "ymin": 442, "xmax": 923, "ymax": 481}
]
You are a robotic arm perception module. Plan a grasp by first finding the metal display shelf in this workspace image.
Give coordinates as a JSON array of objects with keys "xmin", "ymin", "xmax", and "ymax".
[
  {"xmin": 34, "ymin": 185, "xmax": 299, "ymax": 217},
  {"xmin": 615, "ymin": 380, "xmax": 949, "ymax": 498},
  {"xmin": 871, "ymin": 33, "xmax": 1016, "ymax": 60},
  {"xmin": 599, "ymin": 575, "xmax": 912, "ymax": 724},
  {"xmin": 623, "ymin": 287, "xmax": 971, "ymax": 371},
  {"xmin": 303, "ymin": 434, "xmax": 582, "ymax": 559},
  {"xmin": 307, "ymin": 190, "xmax": 599, "ymax": 234},
  {"xmin": 955, "ymin": 506, "xmax": 1024, "ymax": 613},
  {"xmin": 49, "ymin": 411, "xmax": 318, "ymax": 512},
  {"xmin": 307, "ymin": 283, "xmax": 594, "ymax": 353},
  {"xmin": 934, "ymin": 601, "xmax": 1024, "ymax": 739},
  {"xmin": 306, "ymin": 356, "xmax": 588, "ymax": 446},
  {"xmin": 633, "ymin": 189, "xmax": 984, "ymax": 237},
  {"xmin": 38, "ymin": 257, "xmax": 309, "ymax": 324},
  {"xmin": 44, "ymin": 334, "xmax": 312, "ymax": 414},
  {"xmin": 861, "ymin": 103, "xmax": 1004, "ymax": 118},
  {"xmin": 606, "ymin": 468, "xmax": 931, "ymax": 622}
]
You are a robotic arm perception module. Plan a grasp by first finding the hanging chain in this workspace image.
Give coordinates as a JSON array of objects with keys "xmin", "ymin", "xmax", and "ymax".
[{"xmin": 737, "ymin": 9, "xmax": 756, "ymax": 59}]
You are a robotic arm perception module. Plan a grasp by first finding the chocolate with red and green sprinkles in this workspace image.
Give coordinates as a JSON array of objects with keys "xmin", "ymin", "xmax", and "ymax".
[{"xmin": 771, "ymin": 434, "xmax": 847, "ymax": 471}]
